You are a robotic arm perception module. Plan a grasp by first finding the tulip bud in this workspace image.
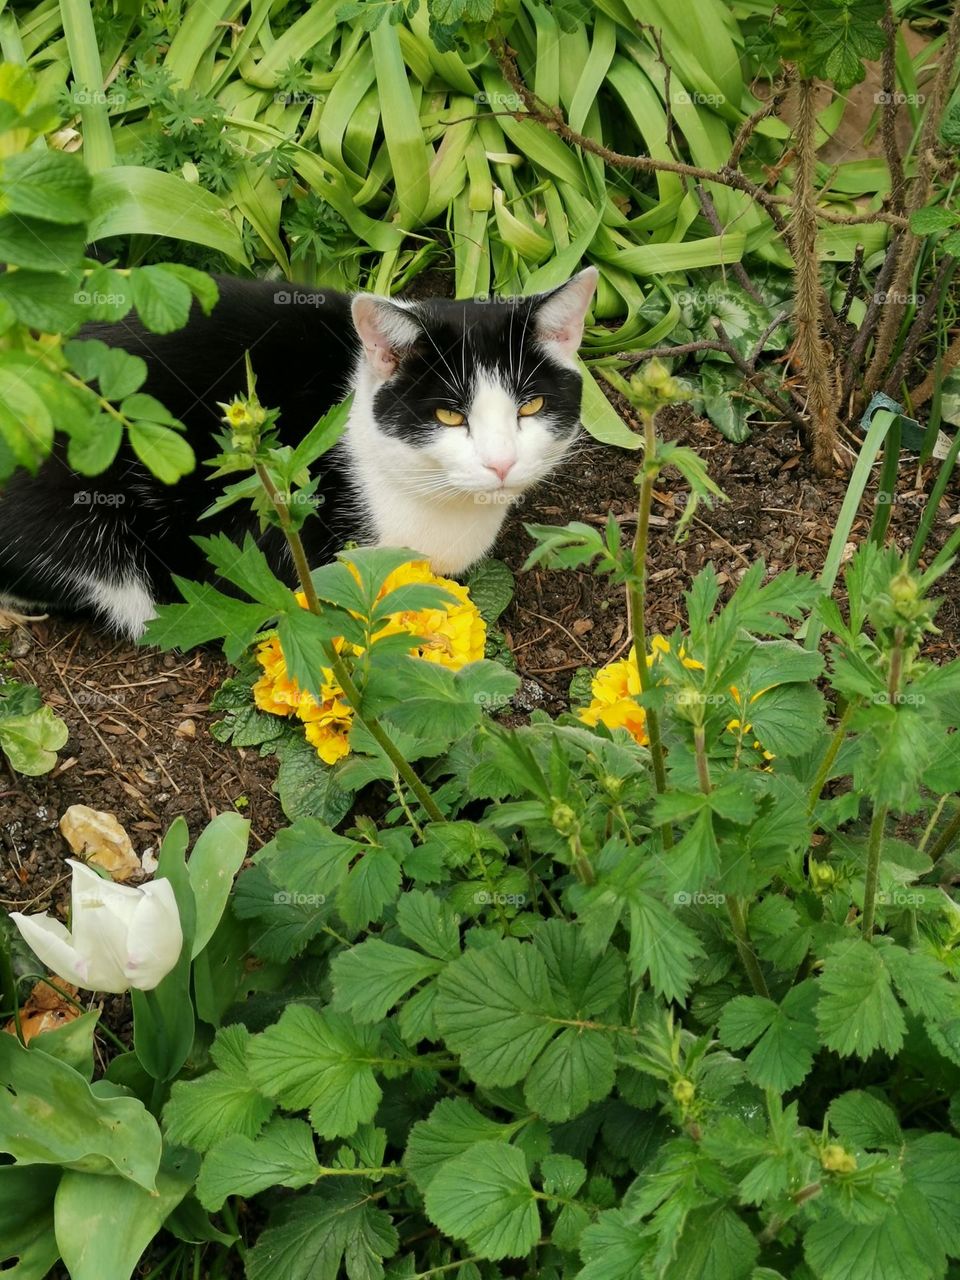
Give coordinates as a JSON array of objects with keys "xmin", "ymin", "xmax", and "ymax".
[{"xmin": 11, "ymin": 859, "xmax": 183, "ymax": 994}]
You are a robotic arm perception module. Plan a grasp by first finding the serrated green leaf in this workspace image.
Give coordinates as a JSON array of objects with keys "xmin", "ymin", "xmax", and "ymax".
[
  {"xmin": 424, "ymin": 1140, "xmax": 539, "ymax": 1261},
  {"xmin": 817, "ymin": 941, "xmax": 906, "ymax": 1059},
  {"xmin": 163, "ymin": 1025, "xmax": 274, "ymax": 1154},
  {"xmin": 331, "ymin": 940, "xmax": 442, "ymax": 1023},
  {"xmin": 197, "ymin": 1118, "xmax": 320, "ymax": 1212}
]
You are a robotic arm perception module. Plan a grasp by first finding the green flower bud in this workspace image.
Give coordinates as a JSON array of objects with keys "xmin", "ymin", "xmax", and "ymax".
[
  {"xmin": 821, "ymin": 1143, "xmax": 857, "ymax": 1173},
  {"xmin": 672, "ymin": 1078, "xmax": 695, "ymax": 1106},
  {"xmin": 551, "ymin": 803, "xmax": 578, "ymax": 837}
]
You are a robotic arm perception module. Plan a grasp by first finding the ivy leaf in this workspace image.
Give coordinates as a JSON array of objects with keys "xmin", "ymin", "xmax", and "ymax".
[
  {"xmin": 246, "ymin": 1006, "xmax": 382, "ymax": 1139},
  {"xmin": 331, "ymin": 940, "xmax": 443, "ymax": 1023},
  {"xmin": 717, "ymin": 981, "xmax": 818, "ymax": 1091},
  {"xmin": 163, "ymin": 1025, "xmax": 275, "ymax": 1153},
  {"xmin": 404, "ymin": 1099, "xmax": 518, "ymax": 1193},
  {"xmin": 196, "ymin": 1118, "xmax": 320, "ymax": 1212},
  {"xmin": 816, "ymin": 941, "xmax": 906, "ymax": 1059},
  {"xmin": 424, "ymin": 1140, "xmax": 540, "ymax": 1261},
  {"xmin": 245, "ymin": 1185, "xmax": 399, "ymax": 1280}
]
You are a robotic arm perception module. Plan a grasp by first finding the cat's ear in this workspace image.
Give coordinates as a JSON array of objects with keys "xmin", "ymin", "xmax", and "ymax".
[
  {"xmin": 351, "ymin": 295, "xmax": 422, "ymax": 380},
  {"xmin": 532, "ymin": 266, "xmax": 598, "ymax": 361}
]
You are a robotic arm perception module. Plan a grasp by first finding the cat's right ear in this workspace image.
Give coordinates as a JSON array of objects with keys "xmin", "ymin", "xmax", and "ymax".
[{"xmin": 351, "ymin": 296, "xmax": 421, "ymax": 380}]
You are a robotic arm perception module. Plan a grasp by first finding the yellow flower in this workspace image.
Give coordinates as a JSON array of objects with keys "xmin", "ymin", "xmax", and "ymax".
[
  {"xmin": 370, "ymin": 560, "xmax": 486, "ymax": 669},
  {"xmin": 577, "ymin": 635, "xmax": 693, "ymax": 746},
  {"xmin": 250, "ymin": 561, "xmax": 485, "ymax": 763}
]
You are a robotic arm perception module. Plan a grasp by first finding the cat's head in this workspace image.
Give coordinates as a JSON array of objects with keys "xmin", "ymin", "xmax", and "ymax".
[{"xmin": 349, "ymin": 268, "xmax": 597, "ymax": 498}]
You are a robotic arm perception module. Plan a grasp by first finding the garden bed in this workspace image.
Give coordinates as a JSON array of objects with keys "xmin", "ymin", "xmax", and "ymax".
[{"xmin": 4, "ymin": 401, "xmax": 958, "ymax": 923}]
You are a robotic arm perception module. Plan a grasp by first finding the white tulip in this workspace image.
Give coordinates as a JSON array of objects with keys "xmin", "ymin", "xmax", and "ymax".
[{"xmin": 11, "ymin": 859, "xmax": 183, "ymax": 994}]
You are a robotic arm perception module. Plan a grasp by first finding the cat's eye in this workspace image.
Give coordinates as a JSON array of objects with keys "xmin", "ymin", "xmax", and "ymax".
[
  {"xmin": 435, "ymin": 407, "xmax": 465, "ymax": 427},
  {"xmin": 518, "ymin": 396, "xmax": 545, "ymax": 417}
]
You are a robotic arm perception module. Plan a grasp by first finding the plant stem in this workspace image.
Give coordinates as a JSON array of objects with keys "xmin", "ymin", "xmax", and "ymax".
[
  {"xmin": 630, "ymin": 409, "xmax": 673, "ymax": 849},
  {"xmin": 0, "ymin": 927, "xmax": 22, "ymax": 1042},
  {"xmin": 861, "ymin": 801, "xmax": 888, "ymax": 938},
  {"xmin": 726, "ymin": 895, "xmax": 771, "ymax": 999},
  {"xmin": 693, "ymin": 726, "xmax": 711, "ymax": 795},
  {"xmin": 254, "ymin": 462, "xmax": 446, "ymax": 825},
  {"xmin": 806, "ymin": 699, "xmax": 857, "ymax": 816},
  {"xmin": 925, "ymin": 804, "xmax": 960, "ymax": 870}
]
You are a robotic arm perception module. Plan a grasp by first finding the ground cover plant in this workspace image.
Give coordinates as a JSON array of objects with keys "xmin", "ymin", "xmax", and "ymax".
[{"xmin": 1, "ymin": 1, "xmax": 960, "ymax": 1279}]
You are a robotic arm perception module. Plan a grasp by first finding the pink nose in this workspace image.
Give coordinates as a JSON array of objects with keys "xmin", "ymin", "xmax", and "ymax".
[{"xmin": 485, "ymin": 459, "xmax": 515, "ymax": 483}]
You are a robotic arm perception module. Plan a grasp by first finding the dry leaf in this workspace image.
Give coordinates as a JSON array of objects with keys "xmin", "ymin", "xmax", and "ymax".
[{"xmin": 3, "ymin": 978, "xmax": 80, "ymax": 1045}]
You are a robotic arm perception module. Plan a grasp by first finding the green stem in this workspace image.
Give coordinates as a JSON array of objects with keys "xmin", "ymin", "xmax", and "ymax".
[
  {"xmin": 693, "ymin": 725, "xmax": 711, "ymax": 795},
  {"xmin": 926, "ymin": 803, "xmax": 960, "ymax": 870},
  {"xmin": 807, "ymin": 699, "xmax": 857, "ymax": 816},
  {"xmin": 0, "ymin": 927, "xmax": 22, "ymax": 1043},
  {"xmin": 220, "ymin": 1201, "xmax": 246, "ymax": 1262},
  {"xmin": 861, "ymin": 801, "xmax": 888, "ymax": 939},
  {"xmin": 254, "ymin": 462, "xmax": 446, "ymax": 825},
  {"xmin": 631, "ymin": 409, "xmax": 672, "ymax": 849},
  {"xmin": 726, "ymin": 894, "xmax": 770, "ymax": 999}
]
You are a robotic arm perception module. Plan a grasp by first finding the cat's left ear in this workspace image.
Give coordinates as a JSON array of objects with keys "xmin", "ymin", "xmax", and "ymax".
[
  {"xmin": 351, "ymin": 295, "xmax": 422, "ymax": 380},
  {"xmin": 532, "ymin": 266, "xmax": 599, "ymax": 361}
]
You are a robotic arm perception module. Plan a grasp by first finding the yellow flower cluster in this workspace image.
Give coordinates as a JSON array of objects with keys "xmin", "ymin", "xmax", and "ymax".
[
  {"xmin": 578, "ymin": 638, "xmax": 774, "ymax": 762},
  {"xmin": 578, "ymin": 635, "xmax": 701, "ymax": 745},
  {"xmin": 252, "ymin": 560, "xmax": 486, "ymax": 765}
]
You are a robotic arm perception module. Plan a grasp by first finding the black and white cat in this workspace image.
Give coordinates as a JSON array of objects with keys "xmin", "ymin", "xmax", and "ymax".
[{"xmin": 0, "ymin": 267, "xmax": 597, "ymax": 637}]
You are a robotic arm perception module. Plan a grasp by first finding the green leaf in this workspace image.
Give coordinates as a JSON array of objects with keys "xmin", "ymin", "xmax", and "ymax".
[
  {"xmin": 524, "ymin": 1026, "xmax": 616, "ymax": 1123},
  {"xmin": 331, "ymin": 940, "xmax": 443, "ymax": 1023},
  {"xmin": 395, "ymin": 890, "xmax": 461, "ymax": 962},
  {"xmin": 275, "ymin": 735, "xmax": 355, "ymax": 827},
  {"xmin": 130, "ymin": 264, "xmax": 194, "ymax": 333},
  {"xmin": 404, "ymin": 1098, "xmax": 518, "ymax": 1194},
  {"xmin": 163, "ymin": 1025, "xmax": 274, "ymax": 1154},
  {"xmin": 882, "ymin": 945, "xmax": 960, "ymax": 1025},
  {"xmin": 247, "ymin": 1006, "xmax": 383, "ymax": 1139},
  {"xmin": 717, "ymin": 982, "xmax": 818, "ymax": 1091},
  {"xmin": 54, "ymin": 1146, "xmax": 198, "ymax": 1280},
  {"xmin": 804, "ymin": 1186, "xmax": 944, "ymax": 1280},
  {"xmin": 0, "ymin": 151, "xmax": 92, "ymax": 223},
  {"xmin": 233, "ymin": 863, "xmax": 330, "ymax": 962},
  {"xmin": 664, "ymin": 1205, "xmax": 759, "ymax": 1279},
  {"xmin": 187, "ymin": 811, "xmax": 250, "ymax": 958},
  {"xmin": 128, "ymin": 421, "xmax": 195, "ymax": 484},
  {"xmin": 904, "ymin": 1133, "xmax": 960, "ymax": 1257},
  {"xmin": 909, "ymin": 206, "xmax": 957, "ymax": 235},
  {"xmin": 0, "ymin": 1033, "xmax": 161, "ymax": 1190},
  {"xmin": 745, "ymin": 683, "xmax": 826, "ymax": 757},
  {"xmin": 0, "ymin": 703, "xmax": 68, "ymax": 774},
  {"xmin": 464, "ymin": 559, "xmax": 515, "ymax": 623},
  {"xmin": 424, "ymin": 1140, "xmax": 540, "ymax": 1260},
  {"xmin": 827, "ymin": 1091, "xmax": 902, "ymax": 1150},
  {"xmin": 817, "ymin": 940, "xmax": 906, "ymax": 1059},
  {"xmin": 435, "ymin": 938, "xmax": 558, "ymax": 1086},
  {"xmin": 0, "ymin": 268, "xmax": 84, "ymax": 331},
  {"xmin": 338, "ymin": 848, "xmax": 403, "ymax": 932},
  {"xmin": 0, "ymin": 214, "xmax": 85, "ymax": 270},
  {"xmin": 577, "ymin": 1209, "xmax": 653, "ymax": 1279},
  {"xmin": 628, "ymin": 891, "xmax": 703, "ymax": 1004},
  {"xmin": 245, "ymin": 1185, "xmax": 399, "ymax": 1280},
  {"xmin": 197, "ymin": 1118, "xmax": 320, "ymax": 1212},
  {"xmin": 0, "ymin": 1165, "xmax": 61, "ymax": 1279}
]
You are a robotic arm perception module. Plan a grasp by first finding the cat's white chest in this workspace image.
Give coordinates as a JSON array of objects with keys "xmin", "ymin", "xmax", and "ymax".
[{"xmin": 363, "ymin": 484, "xmax": 512, "ymax": 575}]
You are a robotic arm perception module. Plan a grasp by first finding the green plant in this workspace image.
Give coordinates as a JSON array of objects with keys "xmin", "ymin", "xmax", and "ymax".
[
  {"xmin": 0, "ymin": 679, "xmax": 68, "ymax": 775},
  {"xmin": 4, "ymin": 366, "xmax": 945, "ymax": 1280}
]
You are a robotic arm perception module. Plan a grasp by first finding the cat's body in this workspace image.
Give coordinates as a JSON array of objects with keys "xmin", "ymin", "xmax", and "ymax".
[{"xmin": 0, "ymin": 269, "xmax": 597, "ymax": 636}]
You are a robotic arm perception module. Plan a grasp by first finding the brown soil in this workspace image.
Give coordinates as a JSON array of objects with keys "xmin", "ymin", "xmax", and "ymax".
[{"xmin": 2, "ymin": 402, "xmax": 958, "ymax": 925}]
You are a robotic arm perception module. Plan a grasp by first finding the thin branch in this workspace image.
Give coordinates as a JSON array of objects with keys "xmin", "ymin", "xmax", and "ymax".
[
  {"xmin": 908, "ymin": 327, "xmax": 960, "ymax": 409},
  {"xmin": 883, "ymin": 255, "xmax": 958, "ymax": 396},
  {"xmin": 837, "ymin": 244, "xmax": 865, "ymax": 327},
  {"xmin": 729, "ymin": 72, "xmax": 793, "ymax": 168},
  {"xmin": 696, "ymin": 185, "xmax": 764, "ymax": 301},
  {"xmin": 881, "ymin": 0, "xmax": 907, "ymax": 215}
]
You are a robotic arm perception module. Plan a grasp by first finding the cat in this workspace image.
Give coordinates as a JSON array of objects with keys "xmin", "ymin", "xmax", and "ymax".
[{"xmin": 0, "ymin": 267, "xmax": 597, "ymax": 637}]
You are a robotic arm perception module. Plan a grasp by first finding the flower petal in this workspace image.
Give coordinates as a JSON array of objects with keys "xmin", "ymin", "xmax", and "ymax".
[{"xmin": 122, "ymin": 877, "xmax": 183, "ymax": 990}]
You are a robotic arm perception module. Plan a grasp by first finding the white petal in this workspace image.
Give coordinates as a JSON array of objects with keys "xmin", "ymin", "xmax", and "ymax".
[
  {"xmin": 9, "ymin": 912, "xmax": 96, "ymax": 990},
  {"xmin": 64, "ymin": 859, "xmax": 136, "ymax": 992},
  {"xmin": 122, "ymin": 877, "xmax": 183, "ymax": 990}
]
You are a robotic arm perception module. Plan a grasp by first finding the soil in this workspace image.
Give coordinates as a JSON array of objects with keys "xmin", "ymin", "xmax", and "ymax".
[{"xmin": 2, "ymin": 399, "xmax": 959, "ymax": 935}]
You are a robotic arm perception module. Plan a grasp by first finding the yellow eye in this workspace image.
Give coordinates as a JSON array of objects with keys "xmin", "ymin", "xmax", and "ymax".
[
  {"xmin": 435, "ymin": 407, "xmax": 465, "ymax": 427},
  {"xmin": 518, "ymin": 396, "xmax": 544, "ymax": 417}
]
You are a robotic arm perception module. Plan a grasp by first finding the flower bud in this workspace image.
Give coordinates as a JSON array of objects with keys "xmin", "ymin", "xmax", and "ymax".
[
  {"xmin": 820, "ymin": 1144, "xmax": 857, "ymax": 1173},
  {"xmin": 551, "ymin": 803, "xmax": 578, "ymax": 837},
  {"xmin": 672, "ymin": 1078, "xmax": 696, "ymax": 1106}
]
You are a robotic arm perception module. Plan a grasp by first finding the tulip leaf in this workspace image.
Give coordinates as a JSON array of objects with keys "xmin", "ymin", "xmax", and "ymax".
[
  {"xmin": 54, "ymin": 1145, "xmax": 199, "ymax": 1280},
  {"xmin": 0, "ymin": 1034, "xmax": 162, "ymax": 1190},
  {"xmin": 0, "ymin": 1164, "xmax": 62, "ymax": 1279},
  {"xmin": 131, "ymin": 817, "xmax": 196, "ymax": 1082},
  {"xmin": 187, "ymin": 812, "xmax": 251, "ymax": 959},
  {"xmin": 29, "ymin": 1008, "xmax": 99, "ymax": 1080}
]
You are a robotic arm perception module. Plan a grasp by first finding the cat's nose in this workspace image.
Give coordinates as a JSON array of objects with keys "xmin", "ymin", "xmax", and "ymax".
[{"xmin": 484, "ymin": 459, "xmax": 516, "ymax": 483}]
